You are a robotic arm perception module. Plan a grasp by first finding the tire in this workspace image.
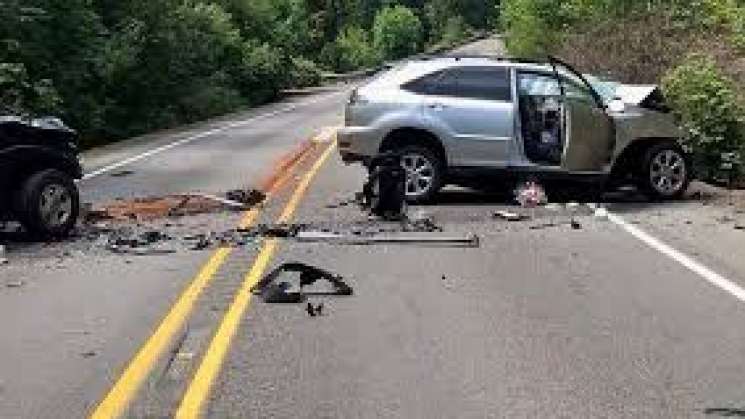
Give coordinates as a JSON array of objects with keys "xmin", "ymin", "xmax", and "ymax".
[
  {"xmin": 14, "ymin": 169, "xmax": 79, "ymax": 238},
  {"xmin": 396, "ymin": 144, "xmax": 444, "ymax": 203},
  {"xmin": 639, "ymin": 143, "xmax": 690, "ymax": 200}
]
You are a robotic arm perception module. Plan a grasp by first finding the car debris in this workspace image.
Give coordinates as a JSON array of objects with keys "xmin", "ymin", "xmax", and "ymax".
[
  {"xmin": 593, "ymin": 207, "xmax": 609, "ymax": 219},
  {"xmin": 363, "ymin": 152, "xmax": 406, "ymax": 220},
  {"xmin": 295, "ymin": 231, "xmax": 480, "ymax": 247},
  {"xmin": 529, "ymin": 222, "xmax": 559, "ymax": 230},
  {"xmin": 225, "ymin": 188, "xmax": 266, "ymax": 206},
  {"xmin": 106, "ymin": 230, "xmax": 176, "ymax": 255},
  {"xmin": 494, "ymin": 210, "xmax": 529, "ymax": 222},
  {"xmin": 251, "ymin": 262, "xmax": 353, "ymax": 304},
  {"xmin": 306, "ymin": 302, "xmax": 325, "ymax": 317},
  {"xmin": 189, "ymin": 193, "xmax": 251, "ymax": 210},
  {"xmin": 404, "ymin": 211, "xmax": 442, "ymax": 232},
  {"xmin": 515, "ymin": 181, "xmax": 548, "ymax": 208}
]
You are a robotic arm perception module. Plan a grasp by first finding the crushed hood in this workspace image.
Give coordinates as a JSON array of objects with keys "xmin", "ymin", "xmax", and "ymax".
[
  {"xmin": 616, "ymin": 84, "xmax": 670, "ymax": 113},
  {"xmin": 615, "ymin": 85, "xmax": 658, "ymax": 105}
]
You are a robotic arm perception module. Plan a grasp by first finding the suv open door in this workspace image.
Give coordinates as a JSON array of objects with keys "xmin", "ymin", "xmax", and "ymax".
[{"xmin": 549, "ymin": 57, "xmax": 615, "ymax": 172}]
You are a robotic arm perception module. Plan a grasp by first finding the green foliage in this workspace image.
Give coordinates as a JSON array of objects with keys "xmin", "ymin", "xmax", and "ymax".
[
  {"xmin": 288, "ymin": 56, "xmax": 324, "ymax": 88},
  {"xmin": 334, "ymin": 26, "xmax": 380, "ymax": 71},
  {"xmin": 2, "ymin": 0, "xmax": 491, "ymax": 146},
  {"xmin": 373, "ymin": 5, "xmax": 423, "ymax": 60},
  {"xmin": 0, "ymin": 62, "xmax": 61, "ymax": 116},
  {"xmin": 662, "ymin": 55, "xmax": 745, "ymax": 179},
  {"xmin": 440, "ymin": 15, "xmax": 470, "ymax": 46}
]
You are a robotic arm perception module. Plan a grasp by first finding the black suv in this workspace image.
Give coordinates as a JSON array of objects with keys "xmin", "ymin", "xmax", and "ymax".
[{"xmin": 0, "ymin": 116, "xmax": 82, "ymax": 237}]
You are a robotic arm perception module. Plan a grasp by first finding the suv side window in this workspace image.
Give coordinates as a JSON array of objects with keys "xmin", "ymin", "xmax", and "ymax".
[
  {"xmin": 403, "ymin": 66, "xmax": 512, "ymax": 101},
  {"xmin": 402, "ymin": 70, "xmax": 445, "ymax": 95},
  {"xmin": 449, "ymin": 66, "xmax": 512, "ymax": 102}
]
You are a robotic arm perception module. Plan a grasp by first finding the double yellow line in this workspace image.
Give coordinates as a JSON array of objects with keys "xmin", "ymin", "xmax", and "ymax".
[{"xmin": 91, "ymin": 139, "xmax": 336, "ymax": 419}]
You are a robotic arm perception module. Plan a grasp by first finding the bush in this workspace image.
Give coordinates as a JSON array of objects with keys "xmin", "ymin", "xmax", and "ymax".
[
  {"xmin": 662, "ymin": 55, "xmax": 745, "ymax": 179},
  {"xmin": 440, "ymin": 16, "xmax": 470, "ymax": 47},
  {"xmin": 334, "ymin": 26, "xmax": 379, "ymax": 72},
  {"xmin": 373, "ymin": 6, "xmax": 422, "ymax": 60},
  {"xmin": 234, "ymin": 39, "xmax": 285, "ymax": 102},
  {"xmin": 287, "ymin": 56, "xmax": 323, "ymax": 88},
  {"xmin": 0, "ymin": 62, "xmax": 61, "ymax": 116}
]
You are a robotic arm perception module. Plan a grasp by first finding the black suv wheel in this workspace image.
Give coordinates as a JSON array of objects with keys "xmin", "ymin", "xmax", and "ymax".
[{"xmin": 14, "ymin": 169, "xmax": 79, "ymax": 237}]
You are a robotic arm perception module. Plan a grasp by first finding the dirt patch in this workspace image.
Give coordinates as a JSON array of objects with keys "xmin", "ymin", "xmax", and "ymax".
[{"xmin": 86, "ymin": 190, "xmax": 266, "ymax": 223}]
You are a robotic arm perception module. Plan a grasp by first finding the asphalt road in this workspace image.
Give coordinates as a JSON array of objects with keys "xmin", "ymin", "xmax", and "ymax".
[{"xmin": 4, "ymin": 36, "xmax": 745, "ymax": 418}]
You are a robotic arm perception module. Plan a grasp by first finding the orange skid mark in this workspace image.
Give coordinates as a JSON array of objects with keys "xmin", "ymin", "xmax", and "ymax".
[{"xmin": 258, "ymin": 139, "xmax": 318, "ymax": 194}]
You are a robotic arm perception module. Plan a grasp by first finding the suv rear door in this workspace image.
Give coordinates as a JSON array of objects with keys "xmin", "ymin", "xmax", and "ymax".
[{"xmin": 417, "ymin": 66, "xmax": 514, "ymax": 167}]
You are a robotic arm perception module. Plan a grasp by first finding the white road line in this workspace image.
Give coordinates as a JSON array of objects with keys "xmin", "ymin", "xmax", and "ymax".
[
  {"xmin": 593, "ymin": 204, "xmax": 745, "ymax": 302},
  {"xmin": 80, "ymin": 91, "xmax": 348, "ymax": 181}
]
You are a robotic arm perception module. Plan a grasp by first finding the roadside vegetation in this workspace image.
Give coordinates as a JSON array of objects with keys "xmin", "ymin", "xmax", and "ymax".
[
  {"xmin": 500, "ymin": 0, "xmax": 745, "ymax": 181},
  {"xmin": 1, "ymin": 0, "xmax": 497, "ymax": 147}
]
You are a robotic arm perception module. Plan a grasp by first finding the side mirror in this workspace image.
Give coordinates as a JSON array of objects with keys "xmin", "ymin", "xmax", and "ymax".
[{"xmin": 608, "ymin": 98, "xmax": 625, "ymax": 113}]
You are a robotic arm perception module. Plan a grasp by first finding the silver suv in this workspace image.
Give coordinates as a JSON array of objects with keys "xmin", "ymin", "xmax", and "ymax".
[{"xmin": 339, "ymin": 56, "xmax": 689, "ymax": 202}]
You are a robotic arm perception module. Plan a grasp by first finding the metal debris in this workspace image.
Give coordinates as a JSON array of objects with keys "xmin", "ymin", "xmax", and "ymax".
[
  {"xmin": 252, "ymin": 262, "xmax": 353, "ymax": 304},
  {"xmin": 306, "ymin": 302, "xmax": 324, "ymax": 317},
  {"xmin": 225, "ymin": 189, "xmax": 266, "ymax": 206},
  {"xmin": 295, "ymin": 231, "xmax": 480, "ymax": 247},
  {"xmin": 494, "ymin": 210, "xmax": 529, "ymax": 222},
  {"xmin": 107, "ymin": 230, "xmax": 176, "ymax": 255},
  {"xmin": 529, "ymin": 222, "xmax": 559, "ymax": 230}
]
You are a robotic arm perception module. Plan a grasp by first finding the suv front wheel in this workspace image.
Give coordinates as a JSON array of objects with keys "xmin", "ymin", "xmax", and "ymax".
[
  {"xmin": 397, "ymin": 145, "xmax": 444, "ymax": 203},
  {"xmin": 640, "ymin": 143, "xmax": 690, "ymax": 200},
  {"xmin": 14, "ymin": 169, "xmax": 80, "ymax": 238}
]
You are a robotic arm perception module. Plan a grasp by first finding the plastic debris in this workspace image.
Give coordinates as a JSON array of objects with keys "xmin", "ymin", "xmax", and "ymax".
[
  {"xmin": 252, "ymin": 262, "xmax": 353, "ymax": 304},
  {"xmin": 306, "ymin": 302, "xmax": 324, "ymax": 317},
  {"xmin": 363, "ymin": 152, "xmax": 406, "ymax": 220},
  {"xmin": 225, "ymin": 189, "xmax": 266, "ymax": 206},
  {"xmin": 593, "ymin": 207, "xmax": 609, "ymax": 219}
]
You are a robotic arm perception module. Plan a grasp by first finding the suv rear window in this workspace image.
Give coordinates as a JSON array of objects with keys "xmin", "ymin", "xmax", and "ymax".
[{"xmin": 403, "ymin": 66, "xmax": 512, "ymax": 102}]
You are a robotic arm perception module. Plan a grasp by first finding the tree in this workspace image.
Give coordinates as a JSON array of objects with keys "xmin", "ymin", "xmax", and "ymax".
[{"xmin": 373, "ymin": 5, "xmax": 422, "ymax": 59}]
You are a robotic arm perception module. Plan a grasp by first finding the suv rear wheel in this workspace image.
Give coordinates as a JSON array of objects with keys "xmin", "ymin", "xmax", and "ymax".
[
  {"xmin": 397, "ymin": 145, "xmax": 444, "ymax": 203},
  {"xmin": 15, "ymin": 169, "xmax": 79, "ymax": 237},
  {"xmin": 639, "ymin": 143, "xmax": 690, "ymax": 200}
]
